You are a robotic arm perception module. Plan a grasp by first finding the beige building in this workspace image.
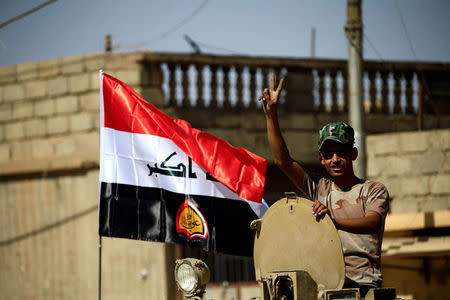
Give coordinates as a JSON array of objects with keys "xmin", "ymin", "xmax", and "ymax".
[{"xmin": 0, "ymin": 51, "xmax": 449, "ymax": 300}]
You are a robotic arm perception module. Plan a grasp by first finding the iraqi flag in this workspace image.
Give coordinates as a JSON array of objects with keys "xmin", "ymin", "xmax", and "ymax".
[{"xmin": 98, "ymin": 71, "xmax": 267, "ymax": 256}]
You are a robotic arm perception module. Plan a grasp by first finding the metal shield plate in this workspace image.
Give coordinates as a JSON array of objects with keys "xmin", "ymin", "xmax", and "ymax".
[{"xmin": 253, "ymin": 195, "xmax": 345, "ymax": 290}]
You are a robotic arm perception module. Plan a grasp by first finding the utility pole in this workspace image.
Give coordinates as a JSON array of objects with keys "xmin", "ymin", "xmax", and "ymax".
[
  {"xmin": 105, "ymin": 35, "xmax": 112, "ymax": 52},
  {"xmin": 310, "ymin": 27, "xmax": 316, "ymax": 58},
  {"xmin": 345, "ymin": 0, "xmax": 366, "ymax": 178}
]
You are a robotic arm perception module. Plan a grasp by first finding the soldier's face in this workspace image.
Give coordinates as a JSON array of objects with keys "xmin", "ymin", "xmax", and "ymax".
[{"xmin": 319, "ymin": 142, "xmax": 357, "ymax": 178}]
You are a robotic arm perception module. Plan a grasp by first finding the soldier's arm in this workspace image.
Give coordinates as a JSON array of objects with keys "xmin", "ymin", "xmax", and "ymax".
[
  {"xmin": 266, "ymin": 111, "xmax": 328, "ymax": 217},
  {"xmin": 260, "ymin": 75, "xmax": 328, "ymax": 217},
  {"xmin": 332, "ymin": 211, "xmax": 381, "ymax": 234},
  {"xmin": 259, "ymin": 74, "xmax": 306, "ymax": 189}
]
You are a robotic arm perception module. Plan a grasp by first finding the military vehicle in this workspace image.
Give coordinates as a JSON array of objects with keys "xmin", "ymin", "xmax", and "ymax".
[{"xmin": 174, "ymin": 193, "xmax": 402, "ymax": 300}]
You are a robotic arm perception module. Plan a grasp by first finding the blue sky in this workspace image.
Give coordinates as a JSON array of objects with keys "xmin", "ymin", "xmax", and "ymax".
[{"xmin": 1, "ymin": 0, "xmax": 449, "ymax": 66}]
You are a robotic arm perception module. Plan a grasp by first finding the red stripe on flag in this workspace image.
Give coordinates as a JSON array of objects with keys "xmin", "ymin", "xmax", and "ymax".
[{"xmin": 101, "ymin": 72, "xmax": 266, "ymax": 203}]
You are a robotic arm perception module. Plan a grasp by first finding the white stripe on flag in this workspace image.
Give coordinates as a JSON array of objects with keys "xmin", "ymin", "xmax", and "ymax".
[{"xmin": 100, "ymin": 127, "xmax": 266, "ymax": 217}]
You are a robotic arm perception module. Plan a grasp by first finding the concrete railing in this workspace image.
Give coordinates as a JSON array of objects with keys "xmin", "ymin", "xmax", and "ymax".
[{"xmin": 140, "ymin": 53, "xmax": 450, "ymax": 116}]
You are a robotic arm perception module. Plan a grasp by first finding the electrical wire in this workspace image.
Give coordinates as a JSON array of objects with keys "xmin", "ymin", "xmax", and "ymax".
[
  {"xmin": 0, "ymin": 39, "xmax": 7, "ymax": 53},
  {"xmin": 394, "ymin": 0, "xmax": 439, "ymax": 118},
  {"xmin": 345, "ymin": 26, "xmax": 384, "ymax": 62},
  {"xmin": 364, "ymin": 32, "xmax": 384, "ymax": 61},
  {"xmin": 116, "ymin": 0, "xmax": 209, "ymax": 50},
  {"xmin": 194, "ymin": 40, "xmax": 243, "ymax": 55},
  {"xmin": 0, "ymin": 0, "xmax": 57, "ymax": 30},
  {"xmin": 394, "ymin": 0, "xmax": 418, "ymax": 60}
]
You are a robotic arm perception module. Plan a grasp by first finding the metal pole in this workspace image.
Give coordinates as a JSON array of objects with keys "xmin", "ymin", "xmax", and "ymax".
[
  {"xmin": 345, "ymin": 0, "xmax": 366, "ymax": 178},
  {"xmin": 98, "ymin": 236, "xmax": 102, "ymax": 300},
  {"xmin": 105, "ymin": 35, "xmax": 112, "ymax": 52},
  {"xmin": 311, "ymin": 27, "xmax": 316, "ymax": 58}
]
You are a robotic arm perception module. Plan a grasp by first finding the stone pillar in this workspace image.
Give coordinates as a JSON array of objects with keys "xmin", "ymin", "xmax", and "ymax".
[
  {"xmin": 284, "ymin": 68, "xmax": 315, "ymax": 112},
  {"xmin": 141, "ymin": 60, "xmax": 165, "ymax": 108}
]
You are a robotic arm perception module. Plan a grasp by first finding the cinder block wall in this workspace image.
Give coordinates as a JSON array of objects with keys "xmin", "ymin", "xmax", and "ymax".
[
  {"xmin": 367, "ymin": 129, "xmax": 450, "ymax": 213},
  {"xmin": 0, "ymin": 53, "xmax": 174, "ymax": 300}
]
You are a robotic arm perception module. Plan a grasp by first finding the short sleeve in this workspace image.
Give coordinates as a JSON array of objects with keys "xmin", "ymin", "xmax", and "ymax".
[
  {"xmin": 301, "ymin": 172, "xmax": 317, "ymax": 201},
  {"xmin": 365, "ymin": 182, "xmax": 390, "ymax": 218},
  {"xmin": 301, "ymin": 171, "xmax": 330, "ymax": 206}
]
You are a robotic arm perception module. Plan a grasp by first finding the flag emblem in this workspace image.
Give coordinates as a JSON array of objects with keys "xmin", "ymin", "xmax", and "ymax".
[{"xmin": 176, "ymin": 200, "xmax": 209, "ymax": 240}]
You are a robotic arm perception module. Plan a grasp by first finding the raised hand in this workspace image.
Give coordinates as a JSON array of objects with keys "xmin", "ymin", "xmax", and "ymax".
[{"xmin": 258, "ymin": 73, "xmax": 285, "ymax": 115}]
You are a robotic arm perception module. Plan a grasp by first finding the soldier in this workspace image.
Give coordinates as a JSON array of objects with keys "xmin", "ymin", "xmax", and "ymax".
[{"xmin": 259, "ymin": 74, "xmax": 390, "ymax": 297}]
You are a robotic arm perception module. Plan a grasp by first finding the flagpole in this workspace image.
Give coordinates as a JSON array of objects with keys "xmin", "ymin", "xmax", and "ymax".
[
  {"xmin": 98, "ymin": 70, "xmax": 103, "ymax": 300},
  {"xmin": 98, "ymin": 235, "xmax": 102, "ymax": 300}
]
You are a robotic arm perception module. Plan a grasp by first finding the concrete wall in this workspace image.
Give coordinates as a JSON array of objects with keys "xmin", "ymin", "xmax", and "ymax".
[
  {"xmin": 382, "ymin": 257, "xmax": 449, "ymax": 300},
  {"xmin": 367, "ymin": 129, "xmax": 450, "ymax": 213},
  {"xmin": 0, "ymin": 170, "xmax": 175, "ymax": 300},
  {"xmin": 367, "ymin": 129, "xmax": 450, "ymax": 300},
  {"xmin": 0, "ymin": 53, "xmax": 175, "ymax": 300},
  {"xmin": 0, "ymin": 52, "xmax": 156, "ymax": 176}
]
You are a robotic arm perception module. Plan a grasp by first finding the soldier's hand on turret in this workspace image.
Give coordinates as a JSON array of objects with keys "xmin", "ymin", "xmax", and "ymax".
[
  {"xmin": 312, "ymin": 200, "xmax": 329, "ymax": 218},
  {"xmin": 258, "ymin": 73, "xmax": 285, "ymax": 116}
]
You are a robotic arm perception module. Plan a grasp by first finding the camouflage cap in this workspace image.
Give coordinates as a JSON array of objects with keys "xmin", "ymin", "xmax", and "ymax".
[{"xmin": 318, "ymin": 122, "xmax": 355, "ymax": 151}]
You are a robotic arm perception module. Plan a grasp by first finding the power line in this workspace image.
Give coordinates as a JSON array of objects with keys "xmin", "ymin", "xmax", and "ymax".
[
  {"xmin": 0, "ymin": 39, "xmax": 7, "ymax": 53},
  {"xmin": 394, "ymin": 0, "xmax": 439, "ymax": 123},
  {"xmin": 363, "ymin": 32, "xmax": 384, "ymax": 61},
  {"xmin": 194, "ymin": 40, "xmax": 243, "ymax": 55},
  {"xmin": 345, "ymin": 24, "xmax": 384, "ymax": 62},
  {"xmin": 117, "ymin": 0, "xmax": 209, "ymax": 50},
  {"xmin": 394, "ymin": 0, "xmax": 418, "ymax": 60},
  {"xmin": 0, "ymin": 0, "xmax": 57, "ymax": 30}
]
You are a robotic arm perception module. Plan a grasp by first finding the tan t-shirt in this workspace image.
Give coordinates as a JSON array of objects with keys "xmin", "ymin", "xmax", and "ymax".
[{"xmin": 301, "ymin": 172, "xmax": 390, "ymax": 287}]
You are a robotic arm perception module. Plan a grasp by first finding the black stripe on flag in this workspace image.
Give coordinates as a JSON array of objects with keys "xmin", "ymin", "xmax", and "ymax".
[{"xmin": 99, "ymin": 182, "xmax": 257, "ymax": 257}]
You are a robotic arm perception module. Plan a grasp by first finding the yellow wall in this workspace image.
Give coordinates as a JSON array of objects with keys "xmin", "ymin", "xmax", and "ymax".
[{"xmin": 382, "ymin": 256, "xmax": 449, "ymax": 300}]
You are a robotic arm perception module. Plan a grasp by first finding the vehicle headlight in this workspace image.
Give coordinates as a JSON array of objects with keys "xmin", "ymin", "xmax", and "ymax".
[{"xmin": 174, "ymin": 258, "xmax": 210, "ymax": 298}]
